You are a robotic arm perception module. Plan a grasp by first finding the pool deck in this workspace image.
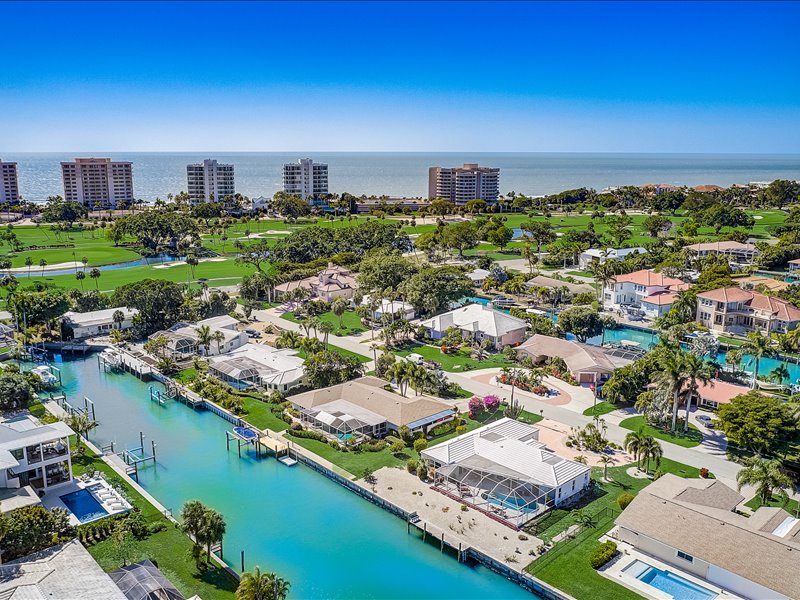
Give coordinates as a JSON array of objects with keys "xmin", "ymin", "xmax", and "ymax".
[
  {"xmin": 41, "ymin": 476, "xmax": 132, "ymax": 525},
  {"xmin": 599, "ymin": 534, "xmax": 741, "ymax": 600}
]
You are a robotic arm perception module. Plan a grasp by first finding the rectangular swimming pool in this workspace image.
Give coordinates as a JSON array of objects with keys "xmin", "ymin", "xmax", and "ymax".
[
  {"xmin": 624, "ymin": 560, "xmax": 717, "ymax": 600},
  {"xmin": 60, "ymin": 489, "xmax": 108, "ymax": 523}
]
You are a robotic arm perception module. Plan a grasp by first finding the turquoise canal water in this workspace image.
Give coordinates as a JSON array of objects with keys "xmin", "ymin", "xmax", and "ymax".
[{"xmin": 56, "ymin": 357, "xmax": 534, "ymax": 599}]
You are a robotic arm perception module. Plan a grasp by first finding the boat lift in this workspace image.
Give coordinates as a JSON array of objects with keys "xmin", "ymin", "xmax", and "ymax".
[
  {"xmin": 122, "ymin": 431, "xmax": 157, "ymax": 481},
  {"xmin": 225, "ymin": 426, "xmax": 294, "ymax": 464},
  {"xmin": 149, "ymin": 386, "xmax": 168, "ymax": 406}
]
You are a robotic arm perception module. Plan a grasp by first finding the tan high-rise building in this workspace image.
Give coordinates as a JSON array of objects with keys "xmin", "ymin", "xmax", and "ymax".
[
  {"xmin": 428, "ymin": 163, "xmax": 500, "ymax": 204},
  {"xmin": 187, "ymin": 159, "xmax": 235, "ymax": 204},
  {"xmin": 61, "ymin": 158, "xmax": 134, "ymax": 209},
  {"xmin": 0, "ymin": 160, "xmax": 20, "ymax": 204},
  {"xmin": 283, "ymin": 158, "xmax": 328, "ymax": 200}
]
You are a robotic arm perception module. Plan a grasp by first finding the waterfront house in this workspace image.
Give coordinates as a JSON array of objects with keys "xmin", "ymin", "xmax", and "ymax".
[
  {"xmin": 603, "ymin": 269, "xmax": 689, "ymax": 318},
  {"xmin": 695, "ymin": 287, "xmax": 800, "ymax": 335},
  {"xmin": 738, "ymin": 275, "xmax": 789, "ymax": 293},
  {"xmin": 208, "ymin": 343, "xmax": 305, "ymax": 392},
  {"xmin": 196, "ymin": 314, "xmax": 239, "ymax": 330},
  {"xmin": 0, "ymin": 540, "xmax": 127, "ymax": 599},
  {"xmin": 290, "ymin": 376, "xmax": 455, "ymax": 440},
  {"xmin": 61, "ymin": 307, "xmax": 138, "ymax": 340},
  {"xmin": 515, "ymin": 334, "xmax": 616, "ymax": 384},
  {"xmin": 421, "ymin": 418, "xmax": 591, "ymax": 528},
  {"xmin": 524, "ymin": 274, "xmax": 594, "ymax": 298},
  {"xmin": 149, "ymin": 321, "xmax": 248, "ymax": 358},
  {"xmin": 275, "ymin": 263, "xmax": 358, "ymax": 302},
  {"xmin": 578, "ymin": 247, "xmax": 647, "ymax": 271},
  {"xmin": 465, "ymin": 268, "xmax": 491, "ymax": 287},
  {"xmin": 684, "ymin": 379, "xmax": 749, "ymax": 410},
  {"xmin": 684, "ymin": 240, "xmax": 759, "ymax": 264},
  {"xmin": 0, "ymin": 416, "xmax": 74, "ymax": 504},
  {"xmin": 419, "ymin": 304, "xmax": 527, "ymax": 350},
  {"xmin": 614, "ymin": 474, "xmax": 800, "ymax": 599}
]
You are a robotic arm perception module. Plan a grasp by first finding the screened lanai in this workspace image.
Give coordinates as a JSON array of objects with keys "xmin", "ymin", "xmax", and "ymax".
[
  {"xmin": 300, "ymin": 399, "xmax": 387, "ymax": 441},
  {"xmin": 208, "ymin": 356, "xmax": 261, "ymax": 388}
]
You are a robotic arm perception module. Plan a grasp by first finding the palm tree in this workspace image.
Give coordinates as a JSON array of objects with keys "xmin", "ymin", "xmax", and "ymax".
[
  {"xmin": 736, "ymin": 456, "xmax": 794, "ymax": 506},
  {"xmin": 180, "ymin": 500, "xmax": 207, "ymax": 541},
  {"xmin": 368, "ymin": 342, "xmax": 380, "ymax": 364},
  {"xmin": 598, "ymin": 455, "xmax": 616, "ymax": 481},
  {"xmin": 197, "ymin": 507, "xmax": 226, "ymax": 558},
  {"xmin": 740, "ymin": 331, "xmax": 775, "ymax": 389},
  {"xmin": 212, "ymin": 330, "xmax": 226, "ymax": 354},
  {"xmin": 75, "ymin": 270, "xmax": 85, "ymax": 290},
  {"xmin": 624, "ymin": 427, "xmax": 647, "ymax": 471},
  {"xmin": 680, "ymin": 353, "xmax": 714, "ymax": 432},
  {"xmin": 25, "ymin": 256, "xmax": 32, "ymax": 278},
  {"xmin": 39, "ymin": 258, "xmax": 47, "ymax": 276},
  {"xmin": 386, "ymin": 361, "xmax": 412, "ymax": 396},
  {"xmin": 112, "ymin": 309, "xmax": 125, "ymax": 330},
  {"xmin": 307, "ymin": 316, "xmax": 322, "ymax": 340},
  {"xmin": 770, "ymin": 364, "xmax": 790, "ymax": 386},
  {"xmin": 331, "ymin": 297, "xmax": 348, "ymax": 330},
  {"xmin": 89, "ymin": 268, "xmax": 101, "ymax": 290},
  {"xmin": 653, "ymin": 347, "xmax": 689, "ymax": 431},
  {"xmin": 195, "ymin": 325, "xmax": 213, "ymax": 355},
  {"xmin": 319, "ymin": 321, "xmax": 334, "ymax": 347},
  {"xmin": 236, "ymin": 567, "xmax": 290, "ymax": 600},
  {"xmin": 62, "ymin": 412, "xmax": 97, "ymax": 453},
  {"xmin": 81, "ymin": 256, "xmax": 89, "ymax": 271},
  {"xmin": 186, "ymin": 255, "xmax": 199, "ymax": 289},
  {"xmin": 639, "ymin": 435, "xmax": 663, "ymax": 474}
]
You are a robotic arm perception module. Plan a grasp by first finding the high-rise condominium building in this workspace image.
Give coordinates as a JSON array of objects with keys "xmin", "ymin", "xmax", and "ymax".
[
  {"xmin": 428, "ymin": 163, "xmax": 500, "ymax": 204},
  {"xmin": 61, "ymin": 158, "xmax": 134, "ymax": 209},
  {"xmin": 187, "ymin": 159, "xmax": 235, "ymax": 204},
  {"xmin": 0, "ymin": 160, "xmax": 20, "ymax": 204},
  {"xmin": 283, "ymin": 158, "xmax": 328, "ymax": 200}
]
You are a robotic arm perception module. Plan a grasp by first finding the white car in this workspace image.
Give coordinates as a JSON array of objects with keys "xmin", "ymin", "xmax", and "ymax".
[
  {"xmin": 696, "ymin": 415, "xmax": 714, "ymax": 428},
  {"xmin": 406, "ymin": 353, "xmax": 425, "ymax": 365}
]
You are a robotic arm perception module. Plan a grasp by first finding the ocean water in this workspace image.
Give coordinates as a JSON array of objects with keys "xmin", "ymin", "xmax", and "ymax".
[{"xmin": 4, "ymin": 152, "xmax": 800, "ymax": 202}]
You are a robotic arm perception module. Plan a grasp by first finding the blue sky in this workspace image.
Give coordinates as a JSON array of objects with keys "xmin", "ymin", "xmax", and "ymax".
[{"xmin": 3, "ymin": 1, "xmax": 799, "ymax": 152}]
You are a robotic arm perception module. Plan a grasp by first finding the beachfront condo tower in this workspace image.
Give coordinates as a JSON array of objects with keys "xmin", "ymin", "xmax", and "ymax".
[
  {"xmin": 283, "ymin": 158, "xmax": 329, "ymax": 200},
  {"xmin": 61, "ymin": 157, "xmax": 134, "ymax": 209},
  {"xmin": 428, "ymin": 163, "xmax": 500, "ymax": 204},
  {"xmin": 187, "ymin": 158, "xmax": 235, "ymax": 204},
  {"xmin": 0, "ymin": 160, "xmax": 20, "ymax": 204}
]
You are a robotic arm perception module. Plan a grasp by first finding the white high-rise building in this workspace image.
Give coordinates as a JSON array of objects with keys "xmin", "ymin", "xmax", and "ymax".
[
  {"xmin": 61, "ymin": 158, "xmax": 134, "ymax": 209},
  {"xmin": 283, "ymin": 158, "xmax": 328, "ymax": 200},
  {"xmin": 0, "ymin": 160, "xmax": 20, "ymax": 204},
  {"xmin": 428, "ymin": 163, "xmax": 500, "ymax": 204},
  {"xmin": 186, "ymin": 159, "xmax": 235, "ymax": 204}
]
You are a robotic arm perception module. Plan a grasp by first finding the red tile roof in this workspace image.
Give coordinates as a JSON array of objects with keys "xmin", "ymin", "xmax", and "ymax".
[
  {"xmin": 611, "ymin": 269, "xmax": 689, "ymax": 290},
  {"xmin": 697, "ymin": 287, "xmax": 800, "ymax": 322},
  {"xmin": 641, "ymin": 292, "xmax": 678, "ymax": 306}
]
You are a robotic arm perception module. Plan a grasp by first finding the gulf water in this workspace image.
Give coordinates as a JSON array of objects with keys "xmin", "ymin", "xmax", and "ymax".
[
  {"xmin": 6, "ymin": 152, "xmax": 800, "ymax": 202},
  {"xmin": 57, "ymin": 357, "xmax": 535, "ymax": 599}
]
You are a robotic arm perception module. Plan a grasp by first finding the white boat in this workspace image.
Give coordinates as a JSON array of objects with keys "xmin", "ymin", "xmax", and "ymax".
[
  {"xmin": 31, "ymin": 366, "xmax": 58, "ymax": 386},
  {"xmin": 101, "ymin": 348, "xmax": 122, "ymax": 366}
]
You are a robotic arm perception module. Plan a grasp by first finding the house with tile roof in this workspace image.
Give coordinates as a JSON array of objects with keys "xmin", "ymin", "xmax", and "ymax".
[
  {"xmin": 419, "ymin": 303, "xmax": 527, "ymax": 349},
  {"xmin": 695, "ymin": 287, "xmax": 800, "ymax": 335},
  {"xmin": 684, "ymin": 240, "xmax": 759, "ymax": 264},
  {"xmin": 614, "ymin": 474, "xmax": 800, "ymax": 600},
  {"xmin": 603, "ymin": 269, "xmax": 689, "ymax": 318},
  {"xmin": 274, "ymin": 263, "xmax": 358, "ymax": 302}
]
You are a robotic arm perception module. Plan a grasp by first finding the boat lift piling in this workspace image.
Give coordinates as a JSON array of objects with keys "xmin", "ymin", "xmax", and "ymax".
[
  {"xmin": 122, "ymin": 431, "xmax": 157, "ymax": 481},
  {"xmin": 149, "ymin": 386, "xmax": 167, "ymax": 406}
]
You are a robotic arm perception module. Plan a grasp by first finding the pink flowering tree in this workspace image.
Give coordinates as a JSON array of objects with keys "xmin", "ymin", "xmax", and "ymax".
[
  {"xmin": 483, "ymin": 394, "xmax": 501, "ymax": 412},
  {"xmin": 468, "ymin": 396, "xmax": 485, "ymax": 416}
]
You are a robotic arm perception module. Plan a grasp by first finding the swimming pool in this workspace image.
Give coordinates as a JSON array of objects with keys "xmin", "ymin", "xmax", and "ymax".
[
  {"xmin": 624, "ymin": 559, "xmax": 718, "ymax": 600},
  {"xmin": 59, "ymin": 489, "xmax": 108, "ymax": 523},
  {"xmin": 483, "ymin": 492, "xmax": 537, "ymax": 513}
]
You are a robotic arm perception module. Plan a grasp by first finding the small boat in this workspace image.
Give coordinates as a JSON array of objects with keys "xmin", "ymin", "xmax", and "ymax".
[
  {"xmin": 101, "ymin": 348, "xmax": 122, "ymax": 366},
  {"xmin": 30, "ymin": 366, "xmax": 58, "ymax": 386},
  {"xmin": 756, "ymin": 381, "xmax": 788, "ymax": 393}
]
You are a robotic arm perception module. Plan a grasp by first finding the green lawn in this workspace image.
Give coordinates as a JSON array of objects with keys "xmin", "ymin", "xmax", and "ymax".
[
  {"xmin": 566, "ymin": 270, "xmax": 593, "ymax": 278},
  {"xmin": 582, "ymin": 402, "xmax": 618, "ymax": 418},
  {"xmin": 744, "ymin": 494, "xmax": 800, "ymax": 515},
  {"xmin": 394, "ymin": 342, "xmax": 513, "ymax": 372},
  {"xmin": 295, "ymin": 343, "xmax": 370, "ymax": 364},
  {"xmin": 281, "ymin": 309, "xmax": 366, "ymax": 336},
  {"xmin": 239, "ymin": 395, "xmax": 289, "ymax": 431},
  {"xmin": 175, "ymin": 368, "xmax": 198, "ymax": 385},
  {"xmin": 620, "ymin": 415, "xmax": 703, "ymax": 448},
  {"xmin": 525, "ymin": 460, "xmax": 705, "ymax": 600},
  {"xmin": 72, "ymin": 447, "xmax": 237, "ymax": 599}
]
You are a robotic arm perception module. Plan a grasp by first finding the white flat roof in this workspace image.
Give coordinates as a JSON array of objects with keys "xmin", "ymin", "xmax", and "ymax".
[{"xmin": 62, "ymin": 307, "xmax": 138, "ymax": 327}]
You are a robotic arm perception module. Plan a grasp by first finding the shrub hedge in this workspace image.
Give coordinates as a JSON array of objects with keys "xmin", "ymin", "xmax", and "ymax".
[{"xmin": 590, "ymin": 540, "xmax": 618, "ymax": 570}]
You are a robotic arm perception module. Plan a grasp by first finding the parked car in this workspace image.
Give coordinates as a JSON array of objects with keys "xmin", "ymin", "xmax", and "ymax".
[
  {"xmin": 244, "ymin": 329, "xmax": 261, "ymax": 338},
  {"xmin": 696, "ymin": 415, "xmax": 714, "ymax": 429},
  {"xmin": 406, "ymin": 353, "xmax": 425, "ymax": 365}
]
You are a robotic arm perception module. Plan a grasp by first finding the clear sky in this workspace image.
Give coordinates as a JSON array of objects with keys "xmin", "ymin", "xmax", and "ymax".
[{"xmin": 3, "ymin": 1, "xmax": 799, "ymax": 153}]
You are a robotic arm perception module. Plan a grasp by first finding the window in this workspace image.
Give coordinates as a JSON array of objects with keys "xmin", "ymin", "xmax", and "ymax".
[
  {"xmin": 676, "ymin": 550, "xmax": 694, "ymax": 563},
  {"xmin": 11, "ymin": 448, "xmax": 23, "ymax": 460}
]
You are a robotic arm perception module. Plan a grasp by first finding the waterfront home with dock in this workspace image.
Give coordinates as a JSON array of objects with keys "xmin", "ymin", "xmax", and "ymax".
[
  {"xmin": 149, "ymin": 321, "xmax": 248, "ymax": 358},
  {"xmin": 578, "ymin": 247, "xmax": 646, "ymax": 270},
  {"xmin": 290, "ymin": 376, "xmax": 455, "ymax": 440},
  {"xmin": 61, "ymin": 306, "xmax": 138, "ymax": 339},
  {"xmin": 421, "ymin": 418, "xmax": 591, "ymax": 529},
  {"xmin": 613, "ymin": 474, "xmax": 800, "ymax": 600},
  {"xmin": 209, "ymin": 343, "xmax": 305, "ymax": 392},
  {"xmin": 696, "ymin": 287, "xmax": 800, "ymax": 335},
  {"xmin": 516, "ymin": 334, "xmax": 616, "ymax": 384},
  {"xmin": 603, "ymin": 269, "xmax": 689, "ymax": 318},
  {"xmin": 420, "ymin": 304, "xmax": 527, "ymax": 350},
  {"xmin": 684, "ymin": 240, "xmax": 760, "ymax": 264}
]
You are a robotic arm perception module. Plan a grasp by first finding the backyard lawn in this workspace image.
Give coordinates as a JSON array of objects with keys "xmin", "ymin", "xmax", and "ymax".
[
  {"xmin": 395, "ymin": 342, "xmax": 513, "ymax": 372},
  {"xmin": 239, "ymin": 395, "xmax": 289, "ymax": 432},
  {"xmin": 72, "ymin": 446, "xmax": 237, "ymax": 599},
  {"xmin": 526, "ymin": 460, "xmax": 704, "ymax": 600},
  {"xmin": 619, "ymin": 415, "xmax": 703, "ymax": 448},
  {"xmin": 744, "ymin": 494, "xmax": 800, "ymax": 515},
  {"xmin": 295, "ymin": 343, "xmax": 370, "ymax": 364},
  {"xmin": 281, "ymin": 309, "xmax": 366, "ymax": 336}
]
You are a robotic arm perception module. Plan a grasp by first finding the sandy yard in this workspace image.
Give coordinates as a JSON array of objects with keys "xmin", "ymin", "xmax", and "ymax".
[{"xmin": 536, "ymin": 419, "xmax": 634, "ymax": 467}]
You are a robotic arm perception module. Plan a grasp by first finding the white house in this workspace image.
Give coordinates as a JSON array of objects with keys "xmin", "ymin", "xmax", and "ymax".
[
  {"xmin": 208, "ymin": 343, "xmax": 305, "ymax": 392},
  {"xmin": 466, "ymin": 268, "xmax": 491, "ymax": 287},
  {"xmin": 578, "ymin": 247, "xmax": 647, "ymax": 270},
  {"xmin": 61, "ymin": 307, "xmax": 138, "ymax": 339},
  {"xmin": 149, "ymin": 322, "xmax": 248, "ymax": 358},
  {"xmin": 360, "ymin": 296, "xmax": 415, "ymax": 321},
  {"xmin": 603, "ymin": 269, "xmax": 689, "ymax": 318},
  {"xmin": 684, "ymin": 241, "xmax": 759, "ymax": 264},
  {"xmin": 422, "ymin": 418, "xmax": 591, "ymax": 528},
  {"xmin": 0, "ymin": 417, "xmax": 74, "ymax": 503},
  {"xmin": 615, "ymin": 475, "xmax": 800, "ymax": 600},
  {"xmin": 420, "ymin": 304, "xmax": 527, "ymax": 350},
  {"xmin": 196, "ymin": 314, "xmax": 239, "ymax": 331}
]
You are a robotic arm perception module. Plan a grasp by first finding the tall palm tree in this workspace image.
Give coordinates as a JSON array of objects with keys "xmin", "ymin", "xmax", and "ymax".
[
  {"xmin": 598, "ymin": 455, "xmax": 616, "ymax": 481},
  {"xmin": 180, "ymin": 500, "xmax": 207, "ymax": 541},
  {"xmin": 62, "ymin": 412, "xmax": 97, "ymax": 453},
  {"xmin": 197, "ymin": 507, "xmax": 226, "ymax": 558},
  {"xmin": 368, "ymin": 342, "xmax": 380, "ymax": 364},
  {"xmin": 319, "ymin": 322, "xmax": 334, "ymax": 347},
  {"xmin": 25, "ymin": 256, "xmax": 32, "ymax": 278},
  {"xmin": 736, "ymin": 456, "xmax": 794, "ymax": 505},
  {"xmin": 639, "ymin": 435, "xmax": 663, "ymax": 474},
  {"xmin": 740, "ymin": 331, "xmax": 775, "ymax": 389},
  {"xmin": 770, "ymin": 364, "xmax": 790, "ymax": 386},
  {"xmin": 39, "ymin": 258, "xmax": 47, "ymax": 276},
  {"xmin": 112, "ymin": 309, "xmax": 125, "ymax": 330},
  {"xmin": 653, "ymin": 346, "xmax": 689, "ymax": 431},
  {"xmin": 195, "ymin": 325, "xmax": 212, "ymax": 355},
  {"xmin": 75, "ymin": 270, "xmax": 85, "ymax": 290},
  {"xmin": 624, "ymin": 427, "xmax": 647, "ymax": 471},
  {"xmin": 236, "ymin": 567, "xmax": 291, "ymax": 600},
  {"xmin": 89, "ymin": 268, "xmax": 101, "ymax": 290},
  {"xmin": 212, "ymin": 330, "xmax": 226, "ymax": 354},
  {"xmin": 680, "ymin": 353, "xmax": 714, "ymax": 431}
]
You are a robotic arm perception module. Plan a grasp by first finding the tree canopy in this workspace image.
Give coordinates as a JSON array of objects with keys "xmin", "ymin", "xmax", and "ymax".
[{"xmin": 716, "ymin": 391, "xmax": 795, "ymax": 453}]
